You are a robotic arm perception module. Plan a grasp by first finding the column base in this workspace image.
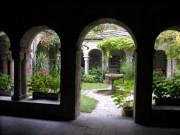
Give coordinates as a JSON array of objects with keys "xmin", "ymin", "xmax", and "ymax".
[{"xmin": 11, "ymin": 94, "xmax": 27, "ymax": 101}]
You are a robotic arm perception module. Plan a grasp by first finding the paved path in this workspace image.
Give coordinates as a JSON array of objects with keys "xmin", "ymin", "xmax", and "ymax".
[{"xmin": 81, "ymin": 88, "xmax": 122, "ymax": 117}]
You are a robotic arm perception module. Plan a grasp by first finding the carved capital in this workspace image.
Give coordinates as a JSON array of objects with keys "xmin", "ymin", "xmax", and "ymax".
[
  {"xmin": 0, "ymin": 50, "xmax": 10, "ymax": 60},
  {"xmin": 11, "ymin": 50, "xmax": 21, "ymax": 61},
  {"xmin": 20, "ymin": 50, "xmax": 25, "ymax": 61}
]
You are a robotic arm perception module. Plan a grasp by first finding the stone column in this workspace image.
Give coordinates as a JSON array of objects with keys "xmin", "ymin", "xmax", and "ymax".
[
  {"xmin": 75, "ymin": 48, "xmax": 82, "ymax": 117},
  {"xmin": 1, "ymin": 52, "xmax": 9, "ymax": 74},
  {"xmin": 84, "ymin": 56, "xmax": 89, "ymax": 75},
  {"xmin": 166, "ymin": 58, "xmax": 177, "ymax": 78},
  {"xmin": 134, "ymin": 38, "xmax": 155, "ymax": 124},
  {"xmin": 101, "ymin": 56, "xmax": 105, "ymax": 69},
  {"xmin": 8, "ymin": 52, "xmax": 14, "ymax": 82},
  {"xmin": 11, "ymin": 50, "xmax": 24, "ymax": 101},
  {"xmin": 125, "ymin": 49, "xmax": 134, "ymax": 62},
  {"xmin": 21, "ymin": 49, "xmax": 30, "ymax": 98},
  {"xmin": 166, "ymin": 59, "xmax": 172, "ymax": 78}
]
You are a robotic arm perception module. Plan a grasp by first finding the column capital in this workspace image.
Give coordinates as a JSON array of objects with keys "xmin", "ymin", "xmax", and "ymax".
[
  {"xmin": 11, "ymin": 49, "xmax": 20, "ymax": 59},
  {"xmin": 1, "ymin": 53, "xmax": 8, "ymax": 60},
  {"xmin": 84, "ymin": 56, "xmax": 89, "ymax": 61}
]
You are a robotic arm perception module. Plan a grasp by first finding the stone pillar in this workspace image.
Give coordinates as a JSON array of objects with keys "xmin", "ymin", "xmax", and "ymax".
[
  {"xmin": 134, "ymin": 45, "xmax": 155, "ymax": 124},
  {"xmin": 21, "ymin": 49, "xmax": 30, "ymax": 98},
  {"xmin": 166, "ymin": 59, "xmax": 172, "ymax": 78},
  {"xmin": 173, "ymin": 59, "xmax": 177, "ymax": 71},
  {"xmin": 125, "ymin": 48, "xmax": 134, "ymax": 62},
  {"xmin": 101, "ymin": 56, "xmax": 105, "ymax": 69},
  {"xmin": 75, "ymin": 48, "xmax": 82, "ymax": 117},
  {"xmin": 166, "ymin": 58, "xmax": 177, "ymax": 78},
  {"xmin": 8, "ymin": 52, "xmax": 14, "ymax": 82},
  {"xmin": 1, "ymin": 52, "xmax": 9, "ymax": 74},
  {"xmin": 84, "ymin": 56, "xmax": 89, "ymax": 75},
  {"xmin": 11, "ymin": 50, "xmax": 24, "ymax": 101}
]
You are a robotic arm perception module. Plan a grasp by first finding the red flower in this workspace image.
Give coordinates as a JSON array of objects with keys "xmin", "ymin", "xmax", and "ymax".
[
  {"xmin": 32, "ymin": 71, "xmax": 35, "ymax": 75},
  {"xmin": 39, "ymin": 71, "xmax": 46, "ymax": 75}
]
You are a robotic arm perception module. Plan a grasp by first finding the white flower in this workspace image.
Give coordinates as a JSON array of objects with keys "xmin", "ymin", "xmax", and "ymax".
[{"xmin": 125, "ymin": 95, "xmax": 133, "ymax": 101}]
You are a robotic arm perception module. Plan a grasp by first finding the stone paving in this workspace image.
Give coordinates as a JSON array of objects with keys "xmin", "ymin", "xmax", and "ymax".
[
  {"xmin": 1, "ymin": 89, "xmax": 180, "ymax": 135},
  {"xmin": 81, "ymin": 89, "xmax": 122, "ymax": 117}
]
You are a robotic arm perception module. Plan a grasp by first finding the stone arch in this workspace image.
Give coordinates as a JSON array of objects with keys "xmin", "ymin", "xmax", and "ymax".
[
  {"xmin": 88, "ymin": 49, "xmax": 102, "ymax": 68},
  {"xmin": 152, "ymin": 26, "xmax": 180, "ymax": 112},
  {"xmin": 154, "ymin": 26, "xmax": 180, "ymax": 77},
  {"xmin": 19, "ymin": 26, "xmax": 61, "ymax": 99},
  {"xmin": 78, "ymin": 19, "xmax": 136, "ymax": 75},
  {"xmin": 77, "ymin": 18, "xmax": 137, "ymax": 50},
  {"xmin": 0, "ymin": 30, "xmax": 13, "ymax": 79},
  {"xmin": 76, "ymin": 18, "xmax": 137, "ymax": 117},
  {"xmin": 20, "ymin": 26, "xmax": 52, "ymax": 49}
]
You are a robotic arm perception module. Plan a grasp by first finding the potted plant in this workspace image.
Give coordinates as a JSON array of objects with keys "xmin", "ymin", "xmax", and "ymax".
[
  {"xmin": 29, "ymin": 51, "xmax": 61, "ymax": 100},
  {"xmin": 102, "ymin": 68, "xmax": 109, "ymax": 84},
  {"xmin": 28, "ymin": 71, "xmax": 60, "ymax": 100},
  {"xmin": 111, "ymin": 79, "xmax": 134, "ymax": 117},
  {"xmin": 0, "ymin": 72, "xmax": 14, "ymax": 96}
]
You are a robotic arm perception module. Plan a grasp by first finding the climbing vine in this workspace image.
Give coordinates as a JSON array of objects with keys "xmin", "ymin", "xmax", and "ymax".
[
  {"xmin": 97, "ymin": 37, "xmax": 134, "ymax": 59},
  {"xmin": 155, "ymin": 30, "xmax": 180, "ymax": 59}
]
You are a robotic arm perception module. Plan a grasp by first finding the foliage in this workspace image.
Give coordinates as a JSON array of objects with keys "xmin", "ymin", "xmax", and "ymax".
[
  {"xmin": 153, "ymin": 68, "xmax": 180, "ymax": 99},
  {"xmin": 97, "ymin": 37, "xmax": 134, "ymax": 59},
  {"xmin": 168, "ymin": 72, "xmax": 180, "ymax": 99},
  {"xmin": 89, "ymin": 66, "xmax": 107, "ymax": 82},
  {"xmin": 40, "ymin": 30, "xmax": 61, "ymax": 49},
  {"xmin": 81, "ymin": 67, "xmax": 108, "ymax": 83},
  {"xmin": 113, "ymin": 78, "xmax": 124, "ymax": 91},
  {"xmin": 32, "ymin": 51, "xmax": 47, "ymax": 73},
  {"xmin": 88, "ymin": 67, "xmax": 102, "ymax": 82},
  {"xmin": 111, "ymin": 80, "xmax": 134, "ymax": 108},
  {"xmin": 152, "ymin": 68, "xmax": 166, "ymax": 99},
  {"xmin": 81, "ymin": 74, "xmax": 96, "ymax": 83},
  {"xmin": 28, "ymin": 71, "xmax": 60, "ymax": 93},
  {"xmin": 50, "ymin": 62, "xmax": 61, "ymax": 78},
  {"xmin": 80, "ymin": 94, "xmax": 98, "ymax": 113},
  {"xmin": 120, "ymin": 57, "xmax": 135, "ymax": 80},
  {"xmin": 0, "ymin": 72, "xmax": 13, "ymax": 91},
  {"xmin": 155, "ymin": 30, "xmax": 180, "ymax": 59},
  {"xmin": 102, "ymin": 68, "xmax": 109, "ymax": 80}
]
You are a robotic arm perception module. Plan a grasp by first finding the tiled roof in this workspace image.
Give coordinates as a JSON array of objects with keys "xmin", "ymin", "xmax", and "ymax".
[{"xmin": 85, "ymin": 26, "xmax": 131, "ymax": 40}]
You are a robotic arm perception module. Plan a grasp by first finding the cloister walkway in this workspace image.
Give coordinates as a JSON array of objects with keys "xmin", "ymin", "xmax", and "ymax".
[{"xmin": 1, "ymin": 89, "xmax": 180, "ymax": 134}]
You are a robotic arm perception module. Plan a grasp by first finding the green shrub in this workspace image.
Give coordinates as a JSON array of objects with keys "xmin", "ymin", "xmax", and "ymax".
[
  {"xmin": 0, "ymin": 72, "xmax": 13, "ymax": 91},
  {"xmin": 153, "ymin": 68, "xmax": 180, "ymax": 99},
  {"xmin": 119, "ymin": 58, "xmax": 134, "ymax": 80},
  {"xmin": 28, "ymin": 71, "xmax": 60, "ymax": 93}
]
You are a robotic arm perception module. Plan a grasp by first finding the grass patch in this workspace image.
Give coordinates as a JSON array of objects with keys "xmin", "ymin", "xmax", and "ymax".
[
  {"xmin": 80, "ymin": 94, "xmax": 98, "ymax": 113},
  {"xmin": 81, "ymin": 82, "xmax": 110, "ymax": 90}
]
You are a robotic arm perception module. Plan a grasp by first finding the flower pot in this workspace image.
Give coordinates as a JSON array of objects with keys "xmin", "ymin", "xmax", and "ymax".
[
  {"xmin": 103, "ymin": 79, "xmax": 109, "ymax": 84},
  {"xmin": 0, "ymin": 90, "xmax": 12, "ymax": 96},
  {"xmin": 32, "ymin": 92, "xmax": 60, "ymax": 100},
  {"xmin": 122, "ymin": 107, "xmax": 133, "ymax": 117}
]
